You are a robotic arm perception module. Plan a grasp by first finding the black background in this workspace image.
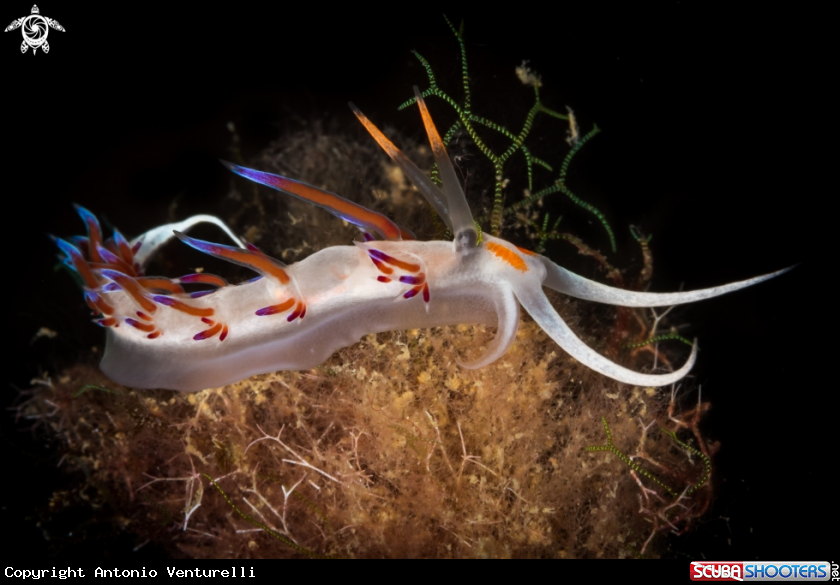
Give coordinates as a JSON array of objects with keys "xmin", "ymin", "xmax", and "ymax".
[{"xmin": 2, "ymin": 3, "xmax": 829, "ymax": 560}]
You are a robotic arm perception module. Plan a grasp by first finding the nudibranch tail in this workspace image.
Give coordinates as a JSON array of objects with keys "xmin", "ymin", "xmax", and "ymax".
[
  {"xmin": 412, "ymin": 86, "xmax": 477, "ymax": 251},
  {"xmin": 221, "ymin": 161, "xmax": 413, "ymax": 241},
  {"xmin": 130, "ymin": 214, "xmax": 245, "ymax": 268}
]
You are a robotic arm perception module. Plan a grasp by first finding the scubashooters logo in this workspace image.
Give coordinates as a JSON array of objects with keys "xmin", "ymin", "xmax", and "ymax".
[
  {"xmin": 4, "ymin": 5, "xmax": 65, "ymax": 54},
  {"xmin": 690, "ymin": 561, "xmax": 832, "ymax": 581}
]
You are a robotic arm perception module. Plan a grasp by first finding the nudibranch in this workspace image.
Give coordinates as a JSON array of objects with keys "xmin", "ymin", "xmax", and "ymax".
[{"xmin": 55, "ymin": 88, "xmax": 787, "ymax": 392}]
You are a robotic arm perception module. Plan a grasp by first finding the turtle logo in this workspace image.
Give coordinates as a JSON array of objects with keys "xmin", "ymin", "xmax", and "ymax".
[{"xmin": 5, "ymin": 5, "xmax": 65, "ymax": 54}]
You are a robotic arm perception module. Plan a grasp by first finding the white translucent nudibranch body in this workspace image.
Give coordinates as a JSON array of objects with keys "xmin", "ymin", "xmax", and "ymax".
[{"xmin": 55, "ymin": 89, "xmax": 788, "ymax": 391}]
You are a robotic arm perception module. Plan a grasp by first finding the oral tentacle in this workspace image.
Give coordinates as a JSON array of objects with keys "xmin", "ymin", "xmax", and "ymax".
[
  {"xmin": 514, "ymin": 281, "xmax": 697, "ymax": 387},
  {"xmin": 538, "ymin": 255, "xmax": 793, "ymax": 308},
  {"xmin": 456, "ymin": 286, "xmax": 520, "ymax": 369}
]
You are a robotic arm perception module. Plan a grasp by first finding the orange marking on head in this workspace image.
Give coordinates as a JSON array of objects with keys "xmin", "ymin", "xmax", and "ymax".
[
  {"xmin": 415, "ymin": 93, "xmax": 447, "ymax": 160},
  {"xmin": 515, "ymin": 246, "xmax": 537, "ymax": 257},
  {"xmin": 485, "ymin": 242, "xmax": 529, "ymax": 272}
]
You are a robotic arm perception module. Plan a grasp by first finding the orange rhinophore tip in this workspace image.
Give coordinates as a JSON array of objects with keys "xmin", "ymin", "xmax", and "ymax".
[
  {"xmin": 415, "ymin": 90, "xmax": 447, "ymax": 160},
  {"xmin": 349, "ymin": 102, "xmax": 453, "ymax": 233},
  {"xmin": 411, "ymin": 87, "xmax": 477, "ymax": 250}
]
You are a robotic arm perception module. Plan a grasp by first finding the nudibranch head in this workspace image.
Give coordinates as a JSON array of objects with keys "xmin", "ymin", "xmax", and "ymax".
[{"xmin": 55, "ymin": 92, "xmax": 789, "ymax": 391}]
